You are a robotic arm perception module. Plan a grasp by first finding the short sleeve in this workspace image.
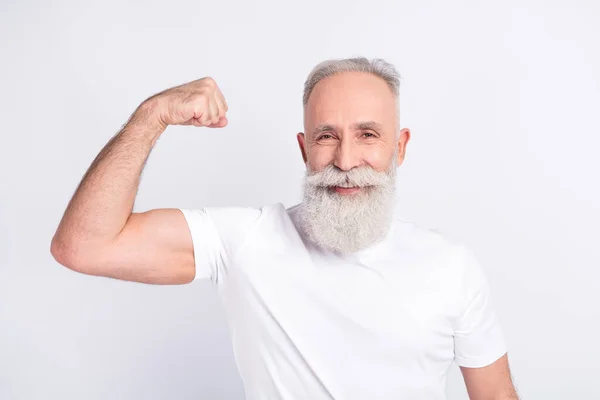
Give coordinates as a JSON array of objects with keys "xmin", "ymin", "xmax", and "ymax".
[
  {"xmin": 178, "ymin": 206, "xmax": 263, "ymax": 283},
  {"xmin": 453, "ymin": 246, "xmax": 507, "ymax": 368}
]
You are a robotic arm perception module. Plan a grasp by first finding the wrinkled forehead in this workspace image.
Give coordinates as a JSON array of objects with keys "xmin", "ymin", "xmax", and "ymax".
[{"xmin": 303, "ymin": 72, "xmax": 397, "ymax": 131}]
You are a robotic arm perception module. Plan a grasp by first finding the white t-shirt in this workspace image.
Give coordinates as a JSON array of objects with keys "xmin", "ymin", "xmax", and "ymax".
[{"xmin": 179, "ymin": 203, "xmax": 506, "ymax": 400}]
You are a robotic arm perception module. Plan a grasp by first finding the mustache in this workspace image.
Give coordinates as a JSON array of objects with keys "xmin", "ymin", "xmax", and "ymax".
[{"xmin": 305, "ymin": 164, "xmax": 395, "ymax": 188}]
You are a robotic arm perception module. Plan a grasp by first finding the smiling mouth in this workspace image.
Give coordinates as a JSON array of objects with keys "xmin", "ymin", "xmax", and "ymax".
[{"xmin": 332, "ymin": 186, "xmax": 361, "ymax": 195}]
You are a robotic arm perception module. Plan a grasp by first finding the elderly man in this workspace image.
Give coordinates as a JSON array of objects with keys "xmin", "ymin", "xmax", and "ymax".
[{"xmin": 51, "ymin": 57, "xmax": 518, "ymax": 399}]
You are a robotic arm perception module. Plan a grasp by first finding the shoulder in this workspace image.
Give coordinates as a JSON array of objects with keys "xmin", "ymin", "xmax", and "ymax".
[
  {"xmin": 182, "ymin": 203, "xmax": 286, "ymax": 222},
  {"xmin": 390, "ymin": 217, "xmax": 490, "ymax": 310},
  {"xmin": 389, "ymin": 216, "xmax": 481, "ymax": 277},
  {"xmin": 390, "ymin": 216, "xmax": 466, "ymax": 255}
]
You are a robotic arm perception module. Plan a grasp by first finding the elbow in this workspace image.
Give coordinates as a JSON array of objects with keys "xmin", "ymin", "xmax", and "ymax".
[
  {"xmin": 50, "ymin": 235, "xmax": 89, "ymax": 273},
  {"xmin": 50, "ymin": 235, "xmax": 74, "ymax": 269}
]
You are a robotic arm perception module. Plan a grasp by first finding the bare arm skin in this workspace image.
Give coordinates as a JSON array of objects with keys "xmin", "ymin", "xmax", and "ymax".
[
  {"xmin": 51, "ymin": 77, "xmax": 228, "ymax": 284},
  {"xmin": 461, "ymin": 354, "xmax": 519, "ymax": 400}
]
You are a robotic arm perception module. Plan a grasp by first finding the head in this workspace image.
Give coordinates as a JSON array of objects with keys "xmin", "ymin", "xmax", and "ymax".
[{"xmin": 297, "ymin": 57, "xmax": 411, "ymax": 253}]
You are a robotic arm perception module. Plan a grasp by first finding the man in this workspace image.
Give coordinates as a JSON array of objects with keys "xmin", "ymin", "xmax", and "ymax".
[{"xmin": 51, "ymin": 57, "xmax": 518, "ymax": 399}]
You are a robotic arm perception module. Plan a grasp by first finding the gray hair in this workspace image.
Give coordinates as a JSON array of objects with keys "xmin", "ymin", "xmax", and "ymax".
[{"xmin": 302, "ymin": 57, "xmax": 401, "ymax": 107}]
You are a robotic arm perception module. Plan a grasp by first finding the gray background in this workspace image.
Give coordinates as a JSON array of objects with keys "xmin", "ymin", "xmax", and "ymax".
[{"xmin": 1, "ymin": 0, "xmax": 599, "ymax": 398}]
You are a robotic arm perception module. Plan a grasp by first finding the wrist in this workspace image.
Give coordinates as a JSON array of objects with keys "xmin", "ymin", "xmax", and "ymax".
[{"xmin": 125, "ymin": 98, "xmax": 167, "ymax": 145}]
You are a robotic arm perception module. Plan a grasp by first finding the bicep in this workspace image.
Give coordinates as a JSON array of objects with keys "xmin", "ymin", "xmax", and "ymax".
[
  {"xmin": 453, "ymin": 246, "xmax": 507, "ymax": 368},
  {"xmin": 90, "ymin": 209, "xmax": 196, "ymax": 284},
  {"xmin": 453, "ymin": 246, "xmax": 517, "ymax": 398},
  {"xmin": 87, "ymin": 206, "xmax": 264, "ymax": 285}
]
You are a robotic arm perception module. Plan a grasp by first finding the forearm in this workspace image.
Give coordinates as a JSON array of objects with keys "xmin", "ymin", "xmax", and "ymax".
[
  {"xmin": 497, "ymin": 385, "xmax": 519, "ymax": 400},
  {"xmin": 52, "ymin": 101, "xmax": 164, "ymax": 258}
]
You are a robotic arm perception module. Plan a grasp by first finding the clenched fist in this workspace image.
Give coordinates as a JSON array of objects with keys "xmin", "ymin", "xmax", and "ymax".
[{"xmin": 137, "ymin": 77, "xmax": 229, "ymax": 131}]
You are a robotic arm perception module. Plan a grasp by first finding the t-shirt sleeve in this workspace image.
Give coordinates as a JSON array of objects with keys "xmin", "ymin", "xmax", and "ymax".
[
  {"xmin": 453, "ymin": 246, "xmax": 507, "ymax": 368},
  {"xmin": 178, "ymin": 206, "xmax": 264, "ymax": 283}
]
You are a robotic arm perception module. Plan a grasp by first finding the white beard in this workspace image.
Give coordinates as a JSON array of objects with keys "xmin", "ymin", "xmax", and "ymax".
[{"xmin": 298, "ymin": 159, "xmax": 397, "ymax": 254}]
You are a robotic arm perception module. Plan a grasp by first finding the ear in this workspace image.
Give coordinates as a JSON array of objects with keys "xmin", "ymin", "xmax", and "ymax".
[
  {"xmin": 396, "ymin": 128, "xmax": 411, "ymax": 166},
  {"xmin": 297, "ymin": 132, "xmax": 308, "ymax": 164}
]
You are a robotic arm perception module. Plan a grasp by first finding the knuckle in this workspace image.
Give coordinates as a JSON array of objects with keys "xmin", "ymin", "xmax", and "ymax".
[
  {"xmin": 201, "ymin": 76, "xmax": 216, "ymax": 87},
  {"xmin": 195, "ymin": 92, "xmax": 209, "ymax": 102},
  {"xmin": 191, "ymin": 94, "xmax": 208, "ymax": 109}
]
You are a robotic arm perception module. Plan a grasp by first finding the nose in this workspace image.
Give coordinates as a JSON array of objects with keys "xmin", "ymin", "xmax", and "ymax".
[{"xmin": 333, "ymin": 138, "xmax": 361, "ymax": 172}]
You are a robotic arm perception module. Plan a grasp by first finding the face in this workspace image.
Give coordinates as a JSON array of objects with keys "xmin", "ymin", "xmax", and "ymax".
[
  {"xmin": 297, "ymin": 72, "xmax": 411, "ymax": 253},
  {"xmin": 298, "ymin": 71, "xmax": 410, "ymax": 183}
]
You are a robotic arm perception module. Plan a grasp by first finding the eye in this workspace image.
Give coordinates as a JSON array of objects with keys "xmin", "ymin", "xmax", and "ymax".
[
  {"xmin": 318, "ymin": 133, "xmax": 335, "ymax": 140},
  {"xmin": 362, "ymin": 131, "xmax": 377, "ymax": 138}
]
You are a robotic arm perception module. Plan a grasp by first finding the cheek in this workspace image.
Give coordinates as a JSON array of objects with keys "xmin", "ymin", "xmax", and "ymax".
[
  {"xmin": 308, "ymin": 148, "xmax": 334, "ymax": 169},
  {"xmin": 363, "ymin": 146, "xmax": 394, "ymax": 171}
]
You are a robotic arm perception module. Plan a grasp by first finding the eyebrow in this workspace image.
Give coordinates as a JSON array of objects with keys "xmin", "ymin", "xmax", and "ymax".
[{"xmin": 311, "ymin": 121, "xmax": 383, "ymax": 136}]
